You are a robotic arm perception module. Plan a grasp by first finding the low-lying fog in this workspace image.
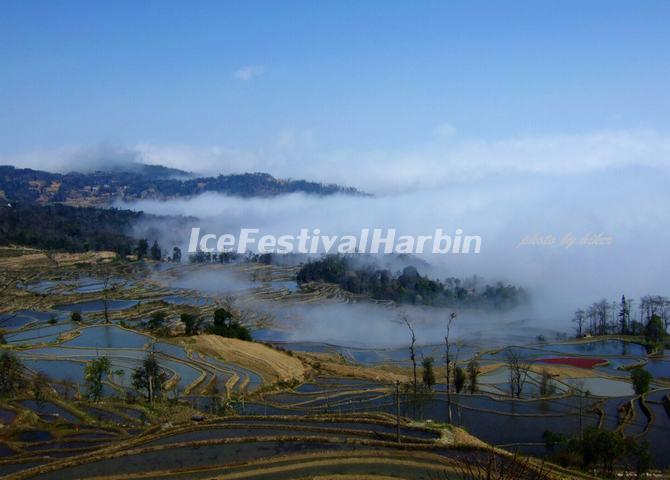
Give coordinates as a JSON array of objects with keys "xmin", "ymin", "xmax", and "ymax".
[{"xmin": 127, "ymin": 163, "xmax": 670, "ymax": 347}]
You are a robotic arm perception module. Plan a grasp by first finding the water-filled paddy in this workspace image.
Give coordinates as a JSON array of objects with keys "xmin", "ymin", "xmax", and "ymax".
[
  {"xmin": 65, "ymin": 431, "xmax": 119, "ymax": 440},
  {"xmin": 26, "ymin": 345, "xmax": 147, "ymax": 360},
  {"xmin": 600, "ymin": 396, "xmax": 631, "ymax": 430},
  {"xmin": 0, "ymin": 309, "xmax": 57, "ymax": 328},
  {"xmin": 25, "ymin": 439, "xmax": 111, "ymax": 452},
  {"xmin": 145, "ymin": 426, "xmax": 384, "ymax": 447},
  {"xmin": 644, "ymin": 358, "xmax": 670, "ymax": 379},
  {"xmin": 197, "ymin": 353, "xmax": 262, "ymax": 392},
  {"xmin": 15, "ymin": 430, "xmax": 54, "ymax": 442},
  {"xmin": 564, "ymin": 377, "xmax": 635, "ymax": 397},
  {"xmin": 60, "ymin": 325, "xmax": 151, "ymax": 349},
  {"xmin": 157, "ymin": 356, "xmax": 203, "ymax": 391},
  {"xmin": 0, "ymin": 443, "xmax": 16, "ymax": 457},
  {"xmin": 0, "ymin": 460, "xmax": 47, "ymax": 477},
  {"xmin": 163, "ymin": 295, "xmax": 215, "ymax": 306},
  {"xmin": 24, "ymin": 277, "xmax": 129, "ymax": 295},
  {"xmin": 268, "ymin": 280, "xmax": 300, "ymax": 292},
  {"xmin": 623, "ymin": 398, "xmax": 649, "ymax": 436},
  {"xmin": 82, "ymin": 405, "xmax": 135, "ymax": 424},
  {"xmin": 18, "ymin": 400, "xmax": 81, "ymax": 422},
  {"xmin": 5, "ymin": 322, "xmax": 76, "ymax": 345},
  {"xmin": 0, "ymin": 407, "xmax": 17, "ymax": 424},
  {"xmin": 32, "ymin": 440, "xmax": 402, "ymax": 480},
  {"xmin": 641, "ymin": 402, "xmax": 670, "ymax": 467},
  {"xmin": 25, "ymin": 280, "xmax": 61, "ymax": 294},
  {"xmin": 154, "ymin": 341, "xmax": 189, "ymax": 359},
  {"xmin": 540, "ymin": 340, "xmax": 647, "ymax": 357},
  {"xmin": 54, "ymin": 299, "xmax": 139, "ymax": 313},
  {"xmin": 215, "ymin": 418, "xmax": 439, "ymax": 440},
  {"xmin": 21, "ymin": 358, "xmax": 86, "ymax": 383}
]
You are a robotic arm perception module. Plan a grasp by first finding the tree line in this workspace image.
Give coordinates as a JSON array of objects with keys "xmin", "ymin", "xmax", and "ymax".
[
  {"xmin": 297, "ymin": 255, "xmax": 528, "ymax": 310},
  {"xmin": 572, "ymin": 294, "xmax": 668, "ymax": 345},
  {"xmin": 0, "ymin": 202, "xmax": 143, "ymax": 254}
]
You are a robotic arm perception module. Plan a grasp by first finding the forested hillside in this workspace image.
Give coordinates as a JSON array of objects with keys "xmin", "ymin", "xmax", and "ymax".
[
  {"xmin": 0, "ymin": 165, "xmax": 364, "ymax": 206},
  {"xmin": 0, "ymin": 202, "xmax": 144, "ymax": 253}
]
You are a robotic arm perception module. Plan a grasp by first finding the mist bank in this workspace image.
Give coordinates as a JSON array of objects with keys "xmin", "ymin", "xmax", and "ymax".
[
  {"xmin": 163, "ymin": 265, "xmax": 550, "ymax": 348},
  {"xmin": 124, "ymin": 164, "xmax": 670, "ymax": 326}
]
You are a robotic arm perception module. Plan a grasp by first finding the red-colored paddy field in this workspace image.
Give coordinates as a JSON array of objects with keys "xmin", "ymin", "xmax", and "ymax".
[{"xmin": 536, "ymin": 357, "xmax": 607, "ymax": 369}]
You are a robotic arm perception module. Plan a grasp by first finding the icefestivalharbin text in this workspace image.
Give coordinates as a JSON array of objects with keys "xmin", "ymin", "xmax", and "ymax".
[{"xmin": 187, "ymin": 227, "xmax": 482, "ymax": 255}]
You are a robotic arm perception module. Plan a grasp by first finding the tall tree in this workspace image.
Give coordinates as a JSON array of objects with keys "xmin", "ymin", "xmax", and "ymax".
[
  {"xmin": 467, "ymin": 359, "xmax": 480, "ymax": 394},
  {"xmin": 148, "ymin": 311, "xmax": 166, "ymax": 330},
  {"xmin": 85, "ymin": 356, "xmax": 111, "ymax": 402},
  {"xmin": 422, "ymin": 357, "xmax": 436, "ymax": 390},
  {"xmin": 102, "ymin": 272, "xmax": 114, "ymax": 324},
  {"xmin": 181, "ymin": 313, "xmax": 202, "ymax": 336},
  {"xmin": 454, "ymin": 366, "xmax": 466, "ymax": 393},
  {"xmin": 645, "ymin": 314, "xmax": 665, "ymax": 345},
  {"xmin": 32, "ymin": 372, "xmax": 52, "ymax": 401},
  {"xmin": 205, "ymin": 308, "xmax": 251, "ymax": 341},
  {"xmin": 539, "ymin": 369, "xmax": 555, "ymax": 397},
  {"xmin": 618, "ymin": 295, "xmax": 631, "ymax": 335},
  {"xmin": 136, "ymin": 239, "xmax": 149, "ymax": 259},
  {"xmin": 640, "ymin": 295, "xmax": 670, "ymax": 333},
  {"xmin": 0, "ymin": 352, "xmax": 24, "ymax": 396},
  {"xmin": 631, "ymin": 367, "xmax": 652, "ymax": 395},
  {"xmin": 572, "ymin": 309, "xmax": 586, "ymax": 337},
  {"xmin": 150, "ymin": 240, "xmax": 161, "ymax": 260},
  {"xmin": 594, "ymin": 299, "xmax": 611, "ymax": 336},
  {"xmin": 132, "ymin": 351, "xmax": 167, "ymax": 403}
]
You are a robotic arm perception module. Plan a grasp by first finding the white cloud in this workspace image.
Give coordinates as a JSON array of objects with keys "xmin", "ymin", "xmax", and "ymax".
[{"xmin": 234, "ymin": 65, "xmax": 264, "ymax": 81}]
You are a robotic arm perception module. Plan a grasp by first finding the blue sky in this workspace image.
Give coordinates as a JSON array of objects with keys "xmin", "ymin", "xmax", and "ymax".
[{"xmin": 1, "ymin": 0, "xmax": 669, "ymax": 157}]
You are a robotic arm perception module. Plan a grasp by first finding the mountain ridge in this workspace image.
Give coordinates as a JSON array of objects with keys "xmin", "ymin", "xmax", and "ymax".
[{"xmin": 0, "ymin": 164, "xmax": 366, "ymax": 207}]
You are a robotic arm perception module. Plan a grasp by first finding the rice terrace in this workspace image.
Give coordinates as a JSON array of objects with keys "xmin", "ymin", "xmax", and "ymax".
[
  {"xmin": 2, "ymin": 2, "xmax": 670, "ymax": 479},
  {"xmin": 0, "ymin": 248, "xmax": 668, "ymax": 479}
]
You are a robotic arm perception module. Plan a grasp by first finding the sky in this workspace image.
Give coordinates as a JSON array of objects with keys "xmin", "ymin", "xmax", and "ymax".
[{"xmin": 1, "ymin": 0, "xmax": 670, "ymax": 189}]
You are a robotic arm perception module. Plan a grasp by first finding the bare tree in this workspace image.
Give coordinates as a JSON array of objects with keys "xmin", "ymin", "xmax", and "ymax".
[
  {"xmin": 445, "ymin": 311, "xmax": 457, "ymax": 423},
  {"xmin": 572, "ymin": 309, "xmax": 586, "ymax": 337},
  {"xmin": 538, "ymin": 369, "xmax": 555, "ymax": 397},
  {"xmin": 450, "ymin": 448, "xmax": 550, "ymax": 480},
  {"xmin": 572, "ymin": 378, "xmax": 586, "ymax": 439},
  {"xmin": 586, "ymin": 304, "xmax": 597, "ymax": 335},
  {"xmin": 506, "ymin": 349, "xmax": 530, "ymax": 398},
  {"xmin": 402, "ymin": 315, "xmax": 418, "ymax": 399},
  {"xmin": 618, "ymin": 295, "xmax": 631, "ymax": 335},
  {"xmin": 101, "ymin": 271, "xmax": 116, "ymax": 324},
  {"xmin": 594, "ymin": 299, "xmax": 610, "ymax": 335}
]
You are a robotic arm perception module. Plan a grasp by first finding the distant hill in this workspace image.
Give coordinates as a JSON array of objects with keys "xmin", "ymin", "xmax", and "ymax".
[
  {"xmin": 0, "ymin": 164, "xmax": 365, "ymax": 206},
  {"xmin": 0, "ymin": 202, "xmax": 146, "ymax": 253}
]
